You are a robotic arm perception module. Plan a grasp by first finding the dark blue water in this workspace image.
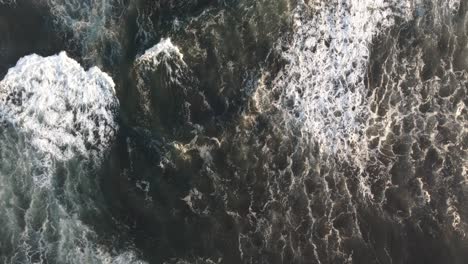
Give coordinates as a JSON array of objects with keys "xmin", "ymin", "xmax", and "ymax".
[{"xmin": 0, "ymin": 1, "xmax": 467, "ymax": 263}]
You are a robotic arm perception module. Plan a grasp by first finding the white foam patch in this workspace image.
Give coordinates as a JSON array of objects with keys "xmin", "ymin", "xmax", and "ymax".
[
  {"xmin": 137, "ymin": 38, "xmax": 184, "ymax": 66},
  {"xmin": 134, "ymin": 38, "xmax": 187, "ymax": 119},
  {"xmin": 0, "ymin": 53, "xmax": 146, "ymax": 263},
  {"xmin": 271, "ymin": 0, "xmax": 412, "ymax": 166},
  {"xmin": 0, "ymin": 52, "xmax": 118, "ymax": 187}
]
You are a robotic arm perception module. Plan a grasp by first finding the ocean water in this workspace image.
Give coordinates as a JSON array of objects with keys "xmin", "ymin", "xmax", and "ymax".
[{"xmin": 0, "ymin": 1, "xmax": 467, "ymax": 263}]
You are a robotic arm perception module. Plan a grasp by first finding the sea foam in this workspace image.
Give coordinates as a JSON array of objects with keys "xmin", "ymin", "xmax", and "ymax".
[
  {"xmin": 0, "ymin": 53, "xmax": 146, "ymax": 263},
  {"xmin": 0, "ymin": 52, "xmax": 118, "ymax": 187}
]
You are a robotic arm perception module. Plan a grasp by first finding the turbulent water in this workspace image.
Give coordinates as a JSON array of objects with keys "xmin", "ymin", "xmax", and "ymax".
[{"xmin": 0, "ymin": 0, "xmax": 467, "ymax": 263}]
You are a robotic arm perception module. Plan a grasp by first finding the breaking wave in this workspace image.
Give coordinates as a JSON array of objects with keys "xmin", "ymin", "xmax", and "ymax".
[
  {"xmin": 0, "ymin": 52, "xmax": 144, "ymax": 263},
  {"xmin": 1, "ymin": 0, "xmax": 467, "ymax": 263}
]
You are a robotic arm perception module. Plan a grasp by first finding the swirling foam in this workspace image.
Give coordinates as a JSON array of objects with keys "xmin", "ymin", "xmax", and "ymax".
[
  {"xmin": 0, "ymin": 53, "xmax": 145, "ymax": 263},
  {"xmin": 0, "ymin": 52, "xmax": 118, "ymax": 187},
  {"xmin": 270, "ymin": 0, "xmax": 411, "ymax": 166},
  {"xmin": 133, "ymin": 38, "xmax": 196, "ymax": 130},
  {"xmin": 137, "ymin": 38, "xmax": 184, "ymax": 66}
]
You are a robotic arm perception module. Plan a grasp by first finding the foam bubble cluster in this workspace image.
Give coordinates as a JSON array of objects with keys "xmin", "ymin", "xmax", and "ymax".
[
  {"xmin": 136, "ymin": 38, "xmax": 184, "ymax": 66},
  {"xmin": 133, "ymin": 38, "xmax": 196, "ymax": 131},
  {"xmin": 0, "ymin": 52, "xmax": 118, "ymax": 159},
  {"xmin": 0, "ymin": 53, "xmax": 147, "ymax": 263},
  {"xmin": 271, "ymin": 0, "xmax": 410, "ymax": 166},
  {"xmin": 0, "ymin": 51, "xmax": 118, "ymax": 185}
]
